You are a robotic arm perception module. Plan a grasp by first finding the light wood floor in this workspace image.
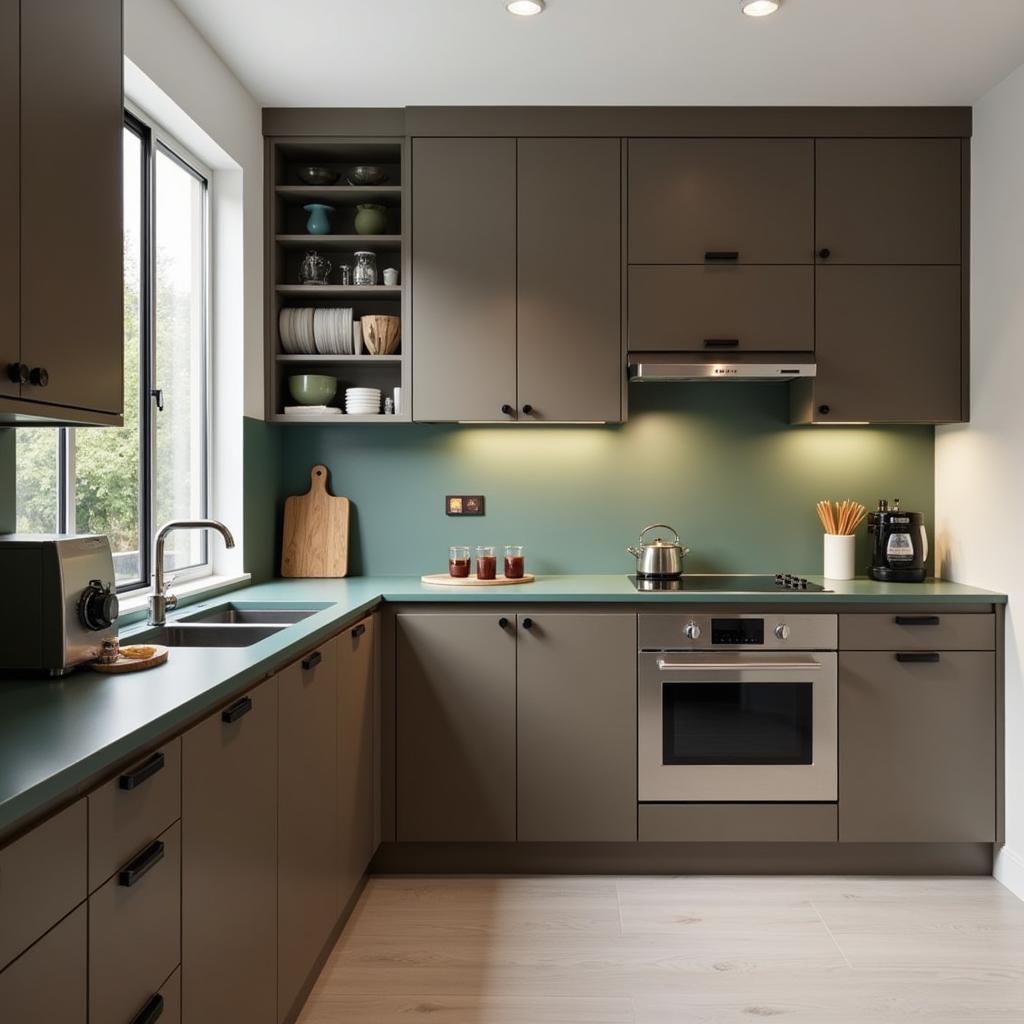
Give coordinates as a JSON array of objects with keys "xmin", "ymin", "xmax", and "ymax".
[{"xmin": 298, "ymin": 875, "xmax": 1024, "ymax": 1023}]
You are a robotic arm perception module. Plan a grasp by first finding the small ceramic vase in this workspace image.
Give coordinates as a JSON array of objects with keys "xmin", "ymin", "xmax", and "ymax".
[
  {"xmin": 303, "ymin": 203, "xmax": 334, "ymax": 235},
  {"xmin": 354, "ymin": 203, "xmax": 388, "ymax": 235}
]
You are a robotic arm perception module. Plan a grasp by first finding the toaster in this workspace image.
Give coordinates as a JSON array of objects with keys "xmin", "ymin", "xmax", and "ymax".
[{"xmin": 0, "ymin": 535, "xmax": 120, "ymax": 675}]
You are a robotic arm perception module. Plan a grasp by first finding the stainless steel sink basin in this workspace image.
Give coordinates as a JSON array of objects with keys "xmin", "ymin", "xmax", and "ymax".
[
  {"xmin": 178, "ymin": 603, "xmax": 323, "ymax": 626},
  {"xmin": 134, "ymin": 624, "xmax": 287, "ymax": 648}
]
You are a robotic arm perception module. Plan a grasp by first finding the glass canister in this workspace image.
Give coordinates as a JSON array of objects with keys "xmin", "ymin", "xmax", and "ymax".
[{"xmin": 353, "ymin": 251, "xmax": 378, "ymax": 286}]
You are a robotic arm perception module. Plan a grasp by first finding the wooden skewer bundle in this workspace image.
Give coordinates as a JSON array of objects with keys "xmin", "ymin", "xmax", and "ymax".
[{"xmin": 816, "ymin": 499, "xmax": 867, "ymax": 536}]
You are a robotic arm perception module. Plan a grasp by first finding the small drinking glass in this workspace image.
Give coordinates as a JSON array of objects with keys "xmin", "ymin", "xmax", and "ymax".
[
  {"xmin": 504, "ymin": 545, "xmax": 525, "ymax": 579},
  {"xmin": 449, "ymin": 546, "xmax": 470, "ymax": 578},
  {"xmin": 476, "ymin": 546, "xmax": 497, "ymax": 580}
]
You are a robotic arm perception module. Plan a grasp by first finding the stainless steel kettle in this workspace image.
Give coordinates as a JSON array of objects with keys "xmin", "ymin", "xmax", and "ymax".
[{"xmin": 626, "ymin": 524, "xmax": 689, "ymax": 578}]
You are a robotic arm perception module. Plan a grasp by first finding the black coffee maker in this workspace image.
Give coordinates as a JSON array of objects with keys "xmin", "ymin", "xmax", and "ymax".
[{"xmin": 868, "ymin": 499, "xmax": 928, "ymax": 583}]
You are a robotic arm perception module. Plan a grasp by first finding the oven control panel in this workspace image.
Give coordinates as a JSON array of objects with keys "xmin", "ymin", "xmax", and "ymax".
[{"xmin": 639, "ymin": 613, "xmax": 838, "ymax": 652}]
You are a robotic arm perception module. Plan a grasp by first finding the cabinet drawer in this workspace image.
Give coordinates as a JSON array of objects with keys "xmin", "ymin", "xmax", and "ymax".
[
  {"xmin": 89, "ymin": 820, "xmax": 181, "ymax": 1024},
  {"xmin": 840, "ymin": 613, "xmax": 994, "ymax": 651},
  {"xmin": 0, "ymin": 798, "xmax": 86, "ymax": 969},
  {"xmin": 628, "ymin": 265, "xmax": 813, "ymax": 353},
  {"xmin": 89, "ymin": 737, "xmax": 181, "ymax": 892},
  {"xmin": 0, "ymin": 902, "xmax": 87, "ymax": 1023},
  {"xmin": 639, "ymin": 803, "xmax": 837, "ymax": 843},
  {"xmin": 127, "ymin": 966, "xmax": 180, "ymax": 1024}
]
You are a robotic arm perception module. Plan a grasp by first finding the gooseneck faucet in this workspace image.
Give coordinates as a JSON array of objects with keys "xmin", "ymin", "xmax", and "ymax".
[{"xmin": 148, "ymin": 519, "xmax": 236, "ymax": 626}]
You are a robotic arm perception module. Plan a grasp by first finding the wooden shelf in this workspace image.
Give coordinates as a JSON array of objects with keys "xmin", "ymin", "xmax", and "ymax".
[
  {"xmin": 275, "ymin": 185, "xmax": 402, "ymax": 205},
  {"xmin": 276, "ymin": 285, "xmax": 401, "ymax": 299},
  {"xmin": 271, "ymin": 413, "xmax": 409, "ymax": 425},
  {"xmin": 276, "ymin": 354, "xmax": 402, "ymax": 364},
  {"xmin": 276, "ymin": 234, "xmax": 401, "ymax": 250}
]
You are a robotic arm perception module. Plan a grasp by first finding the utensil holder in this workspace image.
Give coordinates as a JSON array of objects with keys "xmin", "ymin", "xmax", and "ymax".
[{"xmin": 823, "ymin": 534, "xmax": 856, "ymax": 580}]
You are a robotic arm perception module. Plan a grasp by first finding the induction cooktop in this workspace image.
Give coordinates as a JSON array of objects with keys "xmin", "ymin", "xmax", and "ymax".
[{"xmin": 628, "ymin": 573, "xmax": 830, "ymax": 593}]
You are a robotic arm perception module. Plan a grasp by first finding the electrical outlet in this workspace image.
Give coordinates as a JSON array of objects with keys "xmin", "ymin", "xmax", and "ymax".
[{"xmin": 446, "ymin": 495, "xmax": 485, "ymax": 516}]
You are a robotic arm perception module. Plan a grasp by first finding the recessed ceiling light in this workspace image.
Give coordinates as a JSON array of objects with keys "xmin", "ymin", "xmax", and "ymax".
[
  {"xmin": 741, "ymin": 0, "xmax": 781, "ymax": 16},
  {"xmin": 507, "ymin": 0, "xmax": 545, "ymax": 15}
]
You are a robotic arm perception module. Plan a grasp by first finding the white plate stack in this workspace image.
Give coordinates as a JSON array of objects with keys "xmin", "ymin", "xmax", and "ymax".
[
  {"xmin": 279, "ymin": 307, "xmax": 354, "ymax": 354},
  {"xmin": 278, "ymin": 307, "xmax": 316, "ymax": 354},
  {"xmin": 345, "ymin": 387, "xmax": 381, "ymax": 415}
]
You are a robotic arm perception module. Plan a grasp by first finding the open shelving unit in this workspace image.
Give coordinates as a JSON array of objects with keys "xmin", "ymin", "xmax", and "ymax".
[{"xmin": 265, "ymin": 138, "xmax": 409, "ymax": 423}]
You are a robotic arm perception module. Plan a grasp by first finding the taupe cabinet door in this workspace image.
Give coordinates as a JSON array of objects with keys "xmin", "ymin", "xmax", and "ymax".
[
  {"xmin": 278, "ymin": 640, "xmax": 339, "ymax": 1021},
  {"xmin": 628, "ymin": 139, "xmax": 814, "ymax": 264},
  {"xmin": 397, "ymin": 613, "xmax": 517, "ymax": 841},
  {"xmin": 839, "ymin": 651, "xmax": 995, "ymax": 842},
  {"xmin": 0, "ymin": 0, "xmax": 17, "ymax": 400},
  {"xmin": 815, "ymin": 266, "xmax": 962, "ymax": 422},
  {"xmin": 0, "ymin": 903, "xmax": 86, "ymax": 1023},
  {"xmin": 182, "ymin": 678, "xmax": 278, "ymax": 1024},
  {"xmin": 517, "ymin": 139, "xmax": 621, "ymax": 422},
  {"xmin": 517, "ymin": 614, "xmax": 637, "ymax": 842},
  {"xmin": 337, "ymin": 617, "xmax": 376, "ymax": 913},
  {"xmin": 412, "ymin": 138, "xmax": 517, "ymax": 422},
  {"xmin": 19, "ymin": 0, "xmax": 122, "ymax": 415},
  {"xmin": 816, "ymin": 139, "xmax": 961, "ymax": 264}
]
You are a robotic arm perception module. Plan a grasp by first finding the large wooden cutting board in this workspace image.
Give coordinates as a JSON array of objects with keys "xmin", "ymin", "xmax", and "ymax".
[{"xmin": 281, "ymin": 465, "xmax": 349, "ymax": 578}]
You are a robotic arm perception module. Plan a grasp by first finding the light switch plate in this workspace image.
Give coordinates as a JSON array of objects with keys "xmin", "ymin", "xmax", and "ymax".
[{"xmin": 446, "ymin": 495, "xmax": 485, "ymax": 516}]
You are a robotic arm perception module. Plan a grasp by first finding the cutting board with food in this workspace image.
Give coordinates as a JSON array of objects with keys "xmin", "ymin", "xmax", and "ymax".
[
  {"xmin": 92, "ymin": 644, "xmax": 169, "ymax": 674},
  {"xmin": 281, "ymin": 464, "xmax": 350, "ymax": 577}
]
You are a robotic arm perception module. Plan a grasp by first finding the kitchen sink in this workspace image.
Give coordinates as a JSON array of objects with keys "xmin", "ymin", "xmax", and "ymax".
[
  {"xmin": 133, "ymin": 624, "xmax": 287, "ymax": 648},
  {"xmin": 178, "ymin": 602, "xmax": 325, "ymax": 626}
]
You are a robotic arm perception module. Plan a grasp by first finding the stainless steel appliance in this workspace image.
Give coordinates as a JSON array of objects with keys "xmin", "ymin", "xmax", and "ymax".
[
  {"xmin": 868, "ymin": 498, "xmax": 928, "ymax": 583},
  {"xmin": 0, "ymin": 534, "xmax": 119, "ymax": 675},
  {"xmin": 638, "ymin": 613, "xmax": 838, "ymax": 801},
  {"xmin": 629, "ymin": 573, "xmax": 828, "ymax": 593},
  {"xmin": 626, "ymin": 524, "xmax": 689, "ymax": 578},
  {"xmin": 628, "ymin": 355, "xmax": 816, "ymax": 382}
]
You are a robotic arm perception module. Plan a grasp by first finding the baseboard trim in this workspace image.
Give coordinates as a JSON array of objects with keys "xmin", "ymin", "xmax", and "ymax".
[
  {"xmin": 994, "ymin": 845, "xmax": 1024, "ymax": 902},
  {"xmin": 372, "ymin": 841, "xmax": 993, "ymax": 876}
]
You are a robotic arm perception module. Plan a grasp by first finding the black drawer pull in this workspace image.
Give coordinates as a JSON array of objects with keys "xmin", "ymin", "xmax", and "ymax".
[
  {"xmin": 352, "ymin": 623, "xmax": 366, "ymax": 639},
  {"xmin": 894, "ymin": 615, "xmax": 940, "ymax": 626},
  {"xmin": 119, "ymin": 839, "xmax": 165, "ymax": 887},
  {"xmin": 704, "ymin": 250, "xmax": 739, "ymax": 261},
  {"xmin": 131, "ymin": 993, "xmax": 164, "ymax": 1024},
  {"xmin": 704, "ymin": 338, "xmax": 739, "ymax": 348},
  {"xmin": 221, "ymin": 696, "xmax": 253, "ymax": 724},
  {"xmin": 119, "ymin": 751, "xmax": 165, "ymax": 791},
  {"xmin": 896, "ymin": 652, "xmax": 941, "ymax": 663},
  {"xmin": 302, "ymin": 650, "xmax": 322, "ymax": 671},
  {"xmin": 522, "ymin": 617, "xmax": 534, "ymax": 630}
]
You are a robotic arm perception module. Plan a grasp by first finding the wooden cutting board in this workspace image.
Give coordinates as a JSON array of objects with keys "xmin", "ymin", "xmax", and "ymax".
[
  {"xmin": 421, "ymin": 574, "xmax": 536, "ymax": 587},
  {"xmin": 92, "ymin": 644, "xmax": 169, "ymax": 673},
  {"xmin": 281, "ymin": 464, "xmax": 349, "ymax": 578}
]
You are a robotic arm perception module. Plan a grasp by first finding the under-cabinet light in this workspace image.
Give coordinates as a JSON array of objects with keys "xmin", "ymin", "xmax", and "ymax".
[
  {"xmin": 506, "ymin": 0, "xmax": 545, "ymax": 15},
  {"xmin": 741, "ymin": 0, "xmax": 781, "ymax": 15}
]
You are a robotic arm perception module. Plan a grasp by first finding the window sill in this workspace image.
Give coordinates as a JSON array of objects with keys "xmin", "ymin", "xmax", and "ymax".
[{"xmin": 118, "ymin": 572, "xmax": 253, "ymax": 627}]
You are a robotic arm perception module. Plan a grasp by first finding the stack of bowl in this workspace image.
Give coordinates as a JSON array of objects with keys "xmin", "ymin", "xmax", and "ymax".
[{"xmin": 345, "ymin": 387, "xmax": 381, "ymax": 415}]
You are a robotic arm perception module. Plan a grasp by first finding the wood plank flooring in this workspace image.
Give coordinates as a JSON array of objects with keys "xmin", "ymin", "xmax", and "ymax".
[{"xmin": 297, "ymin": 876, "xmax": 1024, "ymax": 1023}]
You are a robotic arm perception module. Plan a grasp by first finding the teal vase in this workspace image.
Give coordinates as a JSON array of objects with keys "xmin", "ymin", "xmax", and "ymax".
[
  {"xmin": 354, "ymin": 203, "xmax": 388, "ymax": 235},
  {"xmin": 303, "ymin": 203, "xmax": 334, "ymax": 235}
]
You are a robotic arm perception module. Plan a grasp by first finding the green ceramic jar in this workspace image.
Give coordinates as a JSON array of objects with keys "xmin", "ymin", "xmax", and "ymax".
[{"xmin": 354, "ymin": 203, "xmax": 388, "ymax": 235}]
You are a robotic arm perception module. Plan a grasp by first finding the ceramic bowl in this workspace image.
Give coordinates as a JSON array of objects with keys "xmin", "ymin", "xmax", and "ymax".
[
  {"xmin": 347, "ymin": 165, "xmax": 387, "ymax": 186},
  {"xmin": 297, "ymin": 166, "xmax": 339, "ymax": 186},
  {"xmin": 288, "ymin": 374, "xmax": 337, "ymax": 406}
]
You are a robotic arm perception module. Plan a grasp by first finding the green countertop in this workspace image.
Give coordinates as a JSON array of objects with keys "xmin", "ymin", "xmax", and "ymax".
[{"xmin": 0, "ymin": 574, "xmax": 1005, "ymax": 844}]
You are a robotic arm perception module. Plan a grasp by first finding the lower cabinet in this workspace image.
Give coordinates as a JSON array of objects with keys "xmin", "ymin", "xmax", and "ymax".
[
  {"xmin": 182, "ymin": 676, "xmax": 279, "ymax": 1024},
  {"xmin": 839, "ymin": 651, "xmax": 996, "ymax": 842},
  {"xmin": 278, "ymin": 639, "xmax": 339, "ymax": 1022}
]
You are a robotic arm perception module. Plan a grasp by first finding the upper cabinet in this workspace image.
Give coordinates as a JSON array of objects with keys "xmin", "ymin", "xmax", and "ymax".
[
  {"xmin": 412, "ymin": 137, "xmax": 623, "ymax": 423},
  {"xmin": 0, "ymin": 0, "xmax": 123, "ymax": 425}
]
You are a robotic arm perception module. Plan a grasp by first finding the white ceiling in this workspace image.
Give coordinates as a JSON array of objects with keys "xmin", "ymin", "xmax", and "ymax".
[{"xmin": 172, "ymin": 0, "xmax": 1024, "ymax": 108}]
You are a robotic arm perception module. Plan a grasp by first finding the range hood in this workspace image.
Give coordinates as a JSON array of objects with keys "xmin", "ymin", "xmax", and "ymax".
[{"xmin": 628, "ymin": 354, "xmax": 816, "ymax": 382}]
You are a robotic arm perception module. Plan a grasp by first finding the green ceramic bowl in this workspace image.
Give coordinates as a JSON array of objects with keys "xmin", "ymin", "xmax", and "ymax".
[{"xmin": 288, "ymin": 374, "xmax": 337, "ymax": 406}]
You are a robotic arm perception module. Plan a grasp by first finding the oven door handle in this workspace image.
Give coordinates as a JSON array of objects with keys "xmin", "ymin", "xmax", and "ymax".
[{"xmin": 655, "ymin": 657, "xmax": 823, "ymax": 672}]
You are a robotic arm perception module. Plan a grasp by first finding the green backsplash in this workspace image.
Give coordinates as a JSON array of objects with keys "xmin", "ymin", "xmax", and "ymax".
[
  {"xmin": 256, "ymin": 384, "xmax": 935, "ymax": 578},
  {"xmin": 243, "ymin": 416, "xmax": 283, "ymax": 582}
]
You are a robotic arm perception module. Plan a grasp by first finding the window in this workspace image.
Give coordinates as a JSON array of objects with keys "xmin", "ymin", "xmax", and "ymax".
[{"xmin": 15, "ymin": 110, "xmax": 210, "ymax": 592}]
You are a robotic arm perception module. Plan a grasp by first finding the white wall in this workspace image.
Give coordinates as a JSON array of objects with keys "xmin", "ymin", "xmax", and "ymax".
[{"xmin": 936, "ymin": 61, "xmax": 1024, "ymax": 899}]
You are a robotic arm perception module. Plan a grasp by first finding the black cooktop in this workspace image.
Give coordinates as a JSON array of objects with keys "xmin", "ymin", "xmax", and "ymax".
[{"xmin": 628, "ymin": 574, "xmax": 829, "ymax": 593}]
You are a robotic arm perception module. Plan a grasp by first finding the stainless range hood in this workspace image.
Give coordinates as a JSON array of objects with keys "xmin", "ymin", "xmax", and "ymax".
[{"xmin": 628, "ymin": 355, "xmax": 816, "ymax": 382}]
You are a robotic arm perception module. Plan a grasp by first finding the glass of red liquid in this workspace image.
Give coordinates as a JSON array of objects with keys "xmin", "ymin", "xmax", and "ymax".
[
  {"xmin": 475, "ymin": 546, "xmax": 497, "ymax": 580},
  {"xmin": 449, "ymin": 546, "xmax": 471, "ymax": 578},
  {"xmin": 504, "ymin": 545, "xmax": 525, "ymax": 579}
]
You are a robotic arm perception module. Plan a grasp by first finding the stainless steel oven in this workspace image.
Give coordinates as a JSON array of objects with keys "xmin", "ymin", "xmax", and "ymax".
[{"xmin": 638, "ymin": 613, "xmax": 838, "ymax": 802}]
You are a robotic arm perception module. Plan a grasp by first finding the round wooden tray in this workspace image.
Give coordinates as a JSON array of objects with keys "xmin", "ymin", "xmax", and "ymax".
[
  {"xmin": 91, "ymin": 644, "xmax": 169, "ymax": 673},
  {"xmin": 420, "ymin": 573, "xmax": 536, "ymax": 587}
]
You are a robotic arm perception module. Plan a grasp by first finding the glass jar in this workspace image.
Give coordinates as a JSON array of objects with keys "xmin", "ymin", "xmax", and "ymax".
[
  {"xmin": 449, "ymin": 546, "xmax": 470, "ymax": 578},
  {"xmin": 353, "ymin": 251, "xmax": 378, "ymax": 286},
  {"xmin": 504, "ymin": 545, "xmax": 525, "ymax": 579},
  {"xmin": 475, "ymin": 546, "xmax": 497, "ymax": 580}
]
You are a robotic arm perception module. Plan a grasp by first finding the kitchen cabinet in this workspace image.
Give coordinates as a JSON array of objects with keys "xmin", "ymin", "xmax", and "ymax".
[
  {"xmin": 839, "ymin": 651, "xmax": 995, "ymax": 842},
  {"xmin": 182, "ymin": 678, "xmax": 278, "ymax": 1024},
  {"xmin": 337, "ymin": 616, "xmax": 377, "ymax": 913},
  {"xmin": 1, "ymin": 0, "xmax": 123, "ymax": 424},
  {"xmin": 397, "ymin": 612, "xmax": 517, "ymax": 841},
  {"xmin": 412, "ymin": 137, "xmax": 622, "ymax": 423},
  {"xmin": 516, "ymin": 613, "xmax": 637, "ymax": 842},
  {"xmin": 0, "ymin": 903, "xmax": 87, "ymax": 1023},
  {"xmin": 278, "ymin": 640, "xmax": 339, "ymax": 1022}
]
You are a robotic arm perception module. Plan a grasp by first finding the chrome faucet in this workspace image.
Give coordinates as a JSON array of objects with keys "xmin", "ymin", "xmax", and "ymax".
[{"xmin": 148, "ymin": 519, "xmax": 236, "ymax": 626}]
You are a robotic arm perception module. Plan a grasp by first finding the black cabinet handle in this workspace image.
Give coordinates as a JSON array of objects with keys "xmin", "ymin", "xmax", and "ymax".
[
  {"xmin": 131, "ymin": 993, "xmax": 164, "ymax": 1024},
  {"xmin": 818, "ymin": 405, "xmax": 830, "ymax": 415},
  {"xmin": 28, "ymin": 366, "xmax": 48, "ymax": 387},
  {"xmin": 221, "ymin": 696, "xmax": 253, "ymax": 724},
  {"xmin": 352, "ymin": 623, "xmax": 366, "ymax": 639},
  {"xmin": 7, "ymin": 362, "xmax": 28, "ymax": 385},
  {"xmin": 302, "ymin": 650, "xmax": 322, "ymax": 671},
  {"xmin": 500, "ymin": 404, "xmax": 515, "ymax": 416},
  {"xmin": 894, "ymin": 615, "xmax": 940, "ymax": 626},
  {"xmin": 522, "ymin": 617, "xmax": 534, "ymax": 630},
  {"xmin": 119, "ymin": 751, "xmax": 165, "ymax": 791},
  {"xmin": 818, "ymin": 248, "xmax": 831, "ymax": 260},
  {"xmin": 498, "ymin": 617, "xmax": 509, "ymax": 629},
  {"xmin": 896, "ymin": 652, "xmax": 941, "ymax": 663},
  {"xmin": 704, "ymin": 338, "xmax": 739, "ymax": 348},
  {"xmin": 118, "ymin": 839, "xmax": 165, "ymax": 887},
  {"xmin": 704, "ymin": 251, "xmax": 739, "ymax": 261},
  {"xmin": 521, "ymin": 404, "xmax": 534, "ymax": 415}
]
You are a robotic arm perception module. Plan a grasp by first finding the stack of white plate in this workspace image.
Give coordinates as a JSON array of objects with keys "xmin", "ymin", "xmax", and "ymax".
[
  {"xmin": 345, "ymin": 387, "xmax": 381, "ymax": 415},
  {"xmin": 279, "ymin": 307, "xmax": 317, "ymax": 354},
  {"xmin": 312, "ymin": 307, "xmax": 354, "ymax": 354}
]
